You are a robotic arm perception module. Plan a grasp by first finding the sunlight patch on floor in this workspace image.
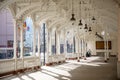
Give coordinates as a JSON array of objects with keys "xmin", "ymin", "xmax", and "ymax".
[
  {"xmin": 54, "ymin": 63, "xmax": 81, "ymax": 71},
  {"xmin": 21, "ymin": 75, "xmax": 33, "ymax": 80},
  {"xmin": 61, "ymin": 76, "xmax": 71, "ymax": 80},
  {"xmin": 28, "ymin": 71, "xmax": 59, "ymax": 80},
  {"xmin": 11, "ymin": 78, "xmax": 21, "ymax": 80},
  {"xmin": 66, "ymin": 57, "xmax": 108, "ymax": 67},
  {"xmin": 2, "ymin": 56, "xmax": 110, "ymax": 80},
  {"xmin": 41, "ymin": 66, "xmax": 72, "ymax": 77},
  {"xmin": 41, "ymin": 70, "xmax": 59, "ymax": 77}
]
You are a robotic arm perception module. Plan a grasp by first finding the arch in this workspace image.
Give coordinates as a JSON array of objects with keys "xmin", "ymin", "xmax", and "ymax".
[
  {"xmin": 0, "ymin": 8, "xmax": 15, "ymax": 59},
  {"xmin": 48, "ymin": 18, "xmax": 66, "ymax": 30},
  {"xmin": 0, "ymin": 0, "xmax": 18, "ymax": 10},
  {"xmin": 36, "ymin": 12, "xmax": 59, "ymax": 24},
  {"xmin": 16, "ymin": 4, "xmax": 42, "ymax": 18},
  {"xmin": 23, "ymin": 16, "xmax": 34, "ymax": 56}
]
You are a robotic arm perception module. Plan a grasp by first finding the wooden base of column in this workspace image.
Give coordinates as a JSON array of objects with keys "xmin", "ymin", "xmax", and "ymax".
[
  {"xmin": 84, "ymin": 58, "xmax": 87, "ymax": 60},
  {"xmin": 66, "ymin": 58, "xmax": 77, "ymax": 60},
  {"xmin": 46, "ymin": 60, "xmax": 66, "ymax": 66},
  {"xmin": 0, "ymin": 66, "xmax": 40, "ymax": 78},
  {"xmin": 77, "ymin": 60, "xmax": 80, "ymax": 62},
  {"xmin": 104, "ymin": 60, "xmax": 107, "ymax": 62},
  {"xmin": 46, "ymin": 63, "xmax": 53, "ymax": 66}
]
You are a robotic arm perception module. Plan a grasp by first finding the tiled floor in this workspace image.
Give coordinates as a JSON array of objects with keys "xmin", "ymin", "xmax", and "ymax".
[{"xmin": 1, "ymin": 56, "xmax": 117, "ymax": 80}]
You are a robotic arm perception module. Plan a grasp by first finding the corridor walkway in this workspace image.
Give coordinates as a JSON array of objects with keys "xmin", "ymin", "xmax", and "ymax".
[{"xmin": 1, "ymin": 56, "xmax": 117, "ymax": 80}]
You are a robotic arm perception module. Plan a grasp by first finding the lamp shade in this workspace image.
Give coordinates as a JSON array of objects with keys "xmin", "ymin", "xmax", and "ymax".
[
  {"xmin": 88, "ymin": 27, "xmax": 92, "ymax": 32},
  {"xmin": 84, "ymin": 24, "xmax": 88, "ymax": 29},
  {"xmin": 92, "ymin": 16, "xmax": 96, "ymax": 21},
  {"xmin": 70, "ymin": 14, "xmax": 76, "ymax": 21},
  {"xmin": 78, "ymin": 20, "xmax": 83, "ymax": 26}
]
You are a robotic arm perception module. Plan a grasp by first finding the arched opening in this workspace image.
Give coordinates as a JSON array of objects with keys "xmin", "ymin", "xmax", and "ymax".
[
  {"xmin": 40, "ymin": 23, "xmax": 48, "ymax": 65},
  {"xmin": 23, "ymin": 17, "xmax": 34, "ymax": 57},
  {"xmin": 0, "ymin": 8, "xmax": 14, "ymax": 59}
]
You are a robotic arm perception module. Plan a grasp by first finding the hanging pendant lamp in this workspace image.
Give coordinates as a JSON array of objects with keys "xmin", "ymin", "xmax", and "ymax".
[
  {"xmin": 70, "ymin": 14, "xmax": 76, "ymax": 21},
  {"xmin": 84, "ymin": 24, "xmax": 88, "ymax": 29},
  {"xmin": 78, "ymin": 1, "xmax": 83, "ymax": 29},
  {"xmin": 92, "ymin": 16, "xmax": 96, "ymax": 21},
  {"xmin": 88, "ymin": 27, "xmax": 92, "ymax": 32},
  {"xmin": 70, "ymin": 0, "xmax": 76, "ymax": 25},
  {"xmin": 84, "ymin": 24, "xmax": 88, "ymax": 32},
  {"xmin": 78, "ymin": 20, "xmax": 83, "ymax": 26}
]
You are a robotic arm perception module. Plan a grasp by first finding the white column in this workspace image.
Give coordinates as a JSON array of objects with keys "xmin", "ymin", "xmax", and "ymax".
[
  {"xmin": 13, "ymin": 19, "xmax": 17, "ymax": 71},
  {"xmin": 76, "ymin": 37, "xmax": 80, "ymax": 62},
  {"xmin": 84, "ymin": 41, "xmax": 87, "ymax": 60},
  {"xmin": 49, "ymin": 31, "xmax": 52, "ymax": 55},
  {"xmin": 48, "ymin": 30, "xmax": 52, "ymax": 55},
  {"xmin": 86, "ymin": 42, "xmax": 87, "ymax": 57},
  {"xmin": 72, "ymin": 36, "xmax": 76, "ymax": 53},
  {"xmin": 80, "ymin": 39, "xmax": 82, "ymax": 58},
  {"xmin": 106, "ymin": 39, "xmax": 109, "ymax": 60},
  {"xmin": 45, "ymin": 29, "xmax": 49, "ymax": 65},
  {"xmin": 117, "ymin": 7, "xmax": 120, "ymax": 79},
  {"xmin": 51, "ymin": 31, "xmax": 53, "ymax": 55},
  {"xmin": 38, "ymin": 26, "xmax": 41, "ymax": 67},
  {"xmin": 75, "ymin": 37, "xmax": 78, "ymax": 53},
  {"xmin": 83, "ymin": 39, "xmax": 86, "ymax": 60},
  {"xmin": 83, "ymin": 32, "xmax": 86, "ymax": 60},
  {"xmin": 81, "ymin": 39, "xmax": 84, "ymax": 57},
  {"xmin": 104, "ymin": 39, "xmax": 107, "ymax": 62},
  {"xmin": 33, "ymin": 25, "xmax": 36, "ymax": 57},
  {"xmin": 20, "ymin": 22, "xmax": 24, "ymax": 69},
  {"xmin": 56, "ymin": 31, "xmax": 60, "ymax": 54},
  {"xmin": 64, "ymin": 32, "xmax": 67, "ymax": 58},
  {"xmin": 75, "ymin": 37, "xmax": 77, "ymax": 57}
]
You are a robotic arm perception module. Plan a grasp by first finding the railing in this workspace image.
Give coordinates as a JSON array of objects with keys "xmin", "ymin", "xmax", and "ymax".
[
  {"xmin": 65, "ymin": 53, "xmax": 77, "ymax": 59},
  {"xmin": 48, "ymin": 54, "xmax": 65, "ymax": 63},
  {"xmin": 0, "ymin": 59, "xmax": 15, "ymax": 74},
  {"xmin": 0, "ymin": 53, "xmax": 66, "ymax": 74},
  {"xmin": 24, "ymin": 57, "xmax": 40, "ymax": 68},
  {"xmin": 0, "ymin": 56, "xmax": 40, "ymax": 74}
]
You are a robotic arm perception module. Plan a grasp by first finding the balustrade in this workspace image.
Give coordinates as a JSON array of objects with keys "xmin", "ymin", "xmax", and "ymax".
[{"xmin": 0, "ymin": 57, "xmax": 40, "ymax": 74}]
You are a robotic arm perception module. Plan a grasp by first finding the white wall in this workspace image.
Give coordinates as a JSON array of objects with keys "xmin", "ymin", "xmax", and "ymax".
[
  {"xmin": 87, "ymin": 39, "xmax": 118, "ymax": 56},
  {"xmin": 111, "ymin": 38, "xmax": 118, "ymax": 55}
]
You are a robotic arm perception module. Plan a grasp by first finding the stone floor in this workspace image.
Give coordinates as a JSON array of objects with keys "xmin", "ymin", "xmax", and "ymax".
[{"xmin": 0, "ymin": 56, "xmax": 118, "ymax": 80}]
